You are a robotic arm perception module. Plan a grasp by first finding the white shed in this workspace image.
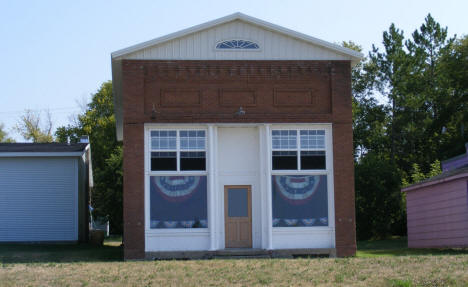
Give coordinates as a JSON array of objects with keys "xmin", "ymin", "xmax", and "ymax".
[{"xmin": 0, "ymin": 142, "xmax": 92, "ymax": 242}]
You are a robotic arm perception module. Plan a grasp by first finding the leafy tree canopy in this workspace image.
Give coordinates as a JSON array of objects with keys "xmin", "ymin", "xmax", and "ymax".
[
  {"xmin": 0, "ymin": 123, "xmax": 15, "ymax": 143},
  {"xmin": 348, "ymin": 14, "xmax": 466, "ymax": 239},
  {"xmin": 14, "ymin": 110, "xmax": 53, "ymax": 143},
  {"xmin": 56, "ymin": 81, "xmax": 122, "ymax": 234}
]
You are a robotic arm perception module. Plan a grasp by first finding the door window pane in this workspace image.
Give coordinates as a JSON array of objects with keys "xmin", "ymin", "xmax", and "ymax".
[
  {"xmin": 228, "ymin": 188, "xmax": 248, "ymax": 217},
  {"xmin": 272, "ymin": 175, "xmax": 328, "ymax": 227}
]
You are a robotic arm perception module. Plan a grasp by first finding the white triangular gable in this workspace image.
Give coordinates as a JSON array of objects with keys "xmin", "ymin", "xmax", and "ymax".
[{"xmin": 112, "ymin": 13, "xmax": 362, "ymax": 63}]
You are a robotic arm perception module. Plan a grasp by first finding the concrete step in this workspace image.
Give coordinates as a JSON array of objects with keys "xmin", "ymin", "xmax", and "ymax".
[{"xmin": 215, "ymin": 249, "xmax": 270, "ymax": 256}]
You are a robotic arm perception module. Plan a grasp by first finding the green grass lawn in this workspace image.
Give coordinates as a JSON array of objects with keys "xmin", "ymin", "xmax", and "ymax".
[
  {"xmin": 0, "ymin": 236, "xmax": 467, "ymax": 286},
  {"xmin": 357, "ymin": 236, "xmax": 468, "ymax": 257}
]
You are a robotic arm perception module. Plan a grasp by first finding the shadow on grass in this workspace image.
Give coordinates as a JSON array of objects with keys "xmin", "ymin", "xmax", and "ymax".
[
  {"xmin": 0, "ymin": 240, "xmax": 123, "ymax": 264},
  {"xmin": 357, "ymin": 236, "xmax": 468, "ymax": 257}
]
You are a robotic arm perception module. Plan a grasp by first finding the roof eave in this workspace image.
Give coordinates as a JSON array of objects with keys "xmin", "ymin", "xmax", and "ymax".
[
  {"xmin": 401, "ymin": 171, "xmax": 468, "ymax": 192},
  {"xmin": 0, "ymin": 151, "xmax": 86, "ymax": 157}
]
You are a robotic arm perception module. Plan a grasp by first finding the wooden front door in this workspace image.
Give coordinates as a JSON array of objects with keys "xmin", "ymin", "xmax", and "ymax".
[{"xmin": 224, "ymin": 185, "xmax": 252, "ymax": 248}]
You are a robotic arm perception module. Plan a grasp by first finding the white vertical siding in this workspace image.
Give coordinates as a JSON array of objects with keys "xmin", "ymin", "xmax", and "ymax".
[
  {"xmin": 0, "ymin": 157, "xmax": 78, "ymax": 242},
  {"xmin": 121, "ymin": 20, "xmax": 351, "ymax": 61}
]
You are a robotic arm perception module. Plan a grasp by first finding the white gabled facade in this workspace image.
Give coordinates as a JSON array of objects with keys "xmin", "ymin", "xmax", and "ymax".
[{"xmin": 112, "ymin": 12, "xmax": 362, "ymax": 141}]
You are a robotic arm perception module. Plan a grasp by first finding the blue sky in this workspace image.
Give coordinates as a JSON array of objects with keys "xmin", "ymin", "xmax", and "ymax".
[{"xmin": 0, "ymin": 0, "xmax": 466, "ymax": 141}]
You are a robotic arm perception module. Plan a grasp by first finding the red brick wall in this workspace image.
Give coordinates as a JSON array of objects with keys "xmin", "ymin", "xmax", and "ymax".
[{"xmin": 121, "ymin": 60, "xmax": 355, "ymax": 259}]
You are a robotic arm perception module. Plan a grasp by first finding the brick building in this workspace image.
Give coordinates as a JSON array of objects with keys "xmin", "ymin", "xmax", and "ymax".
[{"xmin": 111, "ymin": 13, "xmax": 362, "ymax": 259}]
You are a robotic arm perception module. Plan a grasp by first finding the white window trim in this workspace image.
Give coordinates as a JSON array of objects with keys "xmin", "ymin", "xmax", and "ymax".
[
  {"xmin": 148, "ymin": 128, "xmax": 208, "ymax": 175},
  {"xmin": 145, "ymin": 126, "xmax": 210, "ymax": 233},
  {"xmin": 269, "ymin": 126, "xmax": 333, "ymax": 230},
  {"xmin": 271, "ymin": 128, "xmax": 327, "ymax": 172}
]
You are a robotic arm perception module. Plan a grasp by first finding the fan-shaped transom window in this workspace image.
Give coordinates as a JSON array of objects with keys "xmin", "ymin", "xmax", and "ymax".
[{"xmin": 216, "ymin": 39, "xmax": 260, "ymax": 50}]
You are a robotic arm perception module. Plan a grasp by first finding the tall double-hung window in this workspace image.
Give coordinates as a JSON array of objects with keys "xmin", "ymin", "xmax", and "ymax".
[
  {"xmin": 148, "ymin": 129, "xmax": 207, "ymax": 229},
  {"xmin": 271, "ymin": 129, "xmax": 329, "ymax": 227}
]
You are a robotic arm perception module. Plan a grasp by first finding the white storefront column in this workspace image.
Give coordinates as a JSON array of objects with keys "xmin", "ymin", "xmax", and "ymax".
[
  {"xmin": 265, "ymin": 124, "xmax": 273, "ymax": 250},
  {"xmin": 213, "ymin": 126, "xmax": 219, "ymax": 249},
  {"xmin": 259, "ymin": 125, "xmax": 267, "ymax": 249},
  {"xmin": 208, "ymin": 125, "xmax": 216, "ymax": 250}
]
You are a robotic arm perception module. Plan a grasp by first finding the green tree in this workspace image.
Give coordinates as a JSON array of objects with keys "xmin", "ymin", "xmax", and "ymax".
[
  {"xmin": 56, "ymin": 81, "xmax": 123, "ymax": 233},
  {"xmin": 14, "ymin": 110, "xmax": 53, "ymax": 142},
  {"xmin": 92, "ymin": 146, "xmax": 123, "ymax": 233},
  {"xmin": 351, "ymin": 15, "xmax": 464, "ymax": 239},
  {"xmin": 344, "ymin": 41, "xmax": 405, "ymax": 240},
  {"xmin": 427, "ymin": 160, "xmax": 442, "ymax": 178},
  {"xmin": 367, "ymin": 14, "xmax": 461, "ymax": 176},
  {"xmin": 437, "ymin": 34, "xmax": 468, "ymax": 159},
  {"xmin": 404, "ymin": 14, "xmax": 456, "ymax": 171},
  {"xmin": 370, "ymin": 23, "xmax": 410, "ymax": 162},
  {"xmin": 342, "ymin": 41, "xmax": 388, "ymax": 158},
  {"xmin": 355, "ymin": 152, "xmax": 405, "ymax": 240},
  {"xmin": 0, "ymin": 123, "xmax": 15, "ymax": 143}
]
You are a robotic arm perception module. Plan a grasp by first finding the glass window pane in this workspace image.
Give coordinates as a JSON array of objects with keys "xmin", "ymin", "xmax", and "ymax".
[
  {"xmin": 228, "ymin": 188, "xmax": 248, "ymax": 217},
  {"xmin": 151, "ymin": 152, "xmax": 177, "ymax": 171},
  {"xmin": 151, "ymin": 138, "xmax": 160, "ymax": 150},
  {"xmin": 301, "ymin": 151, "xmax": 326, "ymax": 170},
  {"xmin": 180, "ymin": 152, "xmax": 206, "ymax": 171},
  {"xmin": 272, "ymin": 175, "xmax": 328, "ymax": 227},
  {"xmin": 272, "ymin": 130, "xmax": 297, "ymax": 150},
  {"xmin": 180, "ymin": 130, "xmax": 206, "ymax": 150},
  {"xmin": 150, "ymin": 176, "xmax": 208, "ymax": 228},
  {"xmin": 151, "ymin": 130, "xmax": 176, "ymax": 150},
  {"xmin": 300, "ymin": 130, "xmax": 325, "ymax": 149},
  {"xmin": 169, "ymin": 138, "xmax": 177, "ymax": 149},
  {"xmin": 272, "ymin": 151, "xmax": 297, "ymax": 170}
]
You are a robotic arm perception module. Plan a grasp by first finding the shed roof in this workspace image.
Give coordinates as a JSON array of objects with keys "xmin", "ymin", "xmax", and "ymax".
[
  {"xmin": 0, "ymin": 143, "xmax": 88, "ymax": 155},
  {"xmin": 402, "ymin": 166, "xmax": 468, "ymax": 192}
]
